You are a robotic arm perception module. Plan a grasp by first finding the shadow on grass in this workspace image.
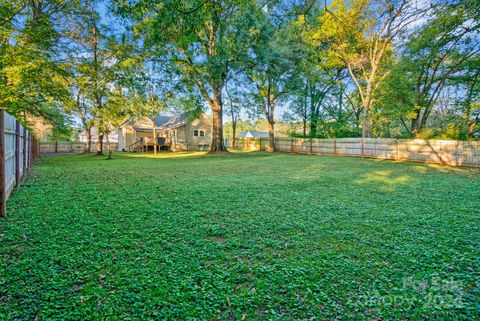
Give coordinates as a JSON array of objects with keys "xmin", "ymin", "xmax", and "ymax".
[{"xmin": 366, "ymin": 157, "xmax": 476, "ymax": 174}]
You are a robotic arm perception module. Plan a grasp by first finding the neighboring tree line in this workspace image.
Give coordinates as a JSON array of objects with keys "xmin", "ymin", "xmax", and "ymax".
[
  {"xmin": 1, "ymin": 0, "xmax": 479, "ymax": 155},
  {"xmin": 1, "ymin": 0, "xmax": 142, "ymax": 155}
]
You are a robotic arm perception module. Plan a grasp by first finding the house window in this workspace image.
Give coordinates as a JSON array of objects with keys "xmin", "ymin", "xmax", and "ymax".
[{"xmin": 194, "ymin": 130, "xmax": 205, "ymax": 137}]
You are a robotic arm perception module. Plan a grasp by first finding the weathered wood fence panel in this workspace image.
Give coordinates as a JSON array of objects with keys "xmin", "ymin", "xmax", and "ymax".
[
  {"xmin": 0, "ymin": 110, "xmax": 36, "ymax": 217},
  {"xmin": 39, "ymin": 142, "xmax": 118, "ymax": 154},
  {"xmin": 234, "ymin": 137, "xmax": 480, "ymax": 167}
]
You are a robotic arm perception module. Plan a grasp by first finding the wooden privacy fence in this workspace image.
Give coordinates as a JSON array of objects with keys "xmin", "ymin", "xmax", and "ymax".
[
  {"xmin": 0, "ymin": 110, "xmax": 37, "ymax": 217},
  {"xmin": 40, "ymin": 142, "xmax": 118, "ymax": 154},
  {"xmin": 235, "ymin": 137, "xmax": 480, "ymax": 167}
]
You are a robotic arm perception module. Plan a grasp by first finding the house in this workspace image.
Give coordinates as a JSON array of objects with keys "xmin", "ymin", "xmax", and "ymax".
[
  {"xmin": 236, "ymin": 131, "xmax": 269, "ymax": 139},
  {"xmin": 28, "ymin": 116, "xmax": 53, "ymax": 142},
  {"xmin": 118, "ymin": 112, "xmax": 212, "ymax": 152}
]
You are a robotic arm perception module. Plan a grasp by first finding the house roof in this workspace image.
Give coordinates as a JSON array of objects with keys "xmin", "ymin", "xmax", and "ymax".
[
  {"xmin": 237, "ymin": 131, "xmax": 269, "ymax": 138},
  {"xmin": 122, "ymin": 112, "xmax": 200, "ymax": 132},
  {"xmin": 156, "ymin": 112, "xmax": 190, "ymax": 130},
  {"xmin": 154, "ymin": 115, "xmax": 172, "ymax": 127},
  {"xmin": 131, "ymin": 115, "xmax": 173, "ymax": 132}
]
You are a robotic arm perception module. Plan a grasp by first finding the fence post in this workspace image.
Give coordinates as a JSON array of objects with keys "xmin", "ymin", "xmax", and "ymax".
[
  {"xmin": 291, "ymin": 138, "xmax": 294, "ymax": 153},
  {"xmin": 23, "ymin": 127, "xmax": 27, "ymax": 177},
  {"xmin": 55, "ymin": 141, "xmax": 58, "ymax": 153},
  {"xmin": 395, "ymin": 140, "xmax": 399, "ymax": 160},
  {"xmin": 26, "ymin": 132, "xmax": 29, "ymax": 170},
  {"xmin": 259, "ymin": 138, "xmax": 262, "ymax": 151},
  {"xmin": 15, "ymin": 120, "xmax": 20, "ymax": 188},
  {"xmin": 0, "ymin": 109, "xmax": 6, "ymax": 217},
  {"xmin": 333, "ymin": 139, "xmax": 337, "ymax": 155},
  {"xmin": 30, "ymin": 135, "xmax": 33, "ymax": 167},
  {"xmin": 28, "ymin": 133, "xmax": 32, "ymax": 170},
  {"xmin": 32, "ymin": 137, "xmax": 38, "ymax": 162},
  {"xmin": 310, "ymin": 137, "xmax": 313, "ymax": 154},
  {"xmin": 361, "ymin": 138, "xmax": 365, "ymax": 158}
]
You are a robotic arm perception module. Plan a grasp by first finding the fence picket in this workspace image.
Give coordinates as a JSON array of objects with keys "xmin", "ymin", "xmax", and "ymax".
[
  {"xmin": 39, "ymin": 142, "xmax": 118, "ymax": 154},
  {"xmin": 0, "ymin": 110, "xmax": 5, "ymax": 216},
  {"xmin": 0, "ymin": 111, "xmax": 36, "ymax": 217},
  {"xmin": 15, "ymin": 120, "xmax": 20, "ymax": 188}
]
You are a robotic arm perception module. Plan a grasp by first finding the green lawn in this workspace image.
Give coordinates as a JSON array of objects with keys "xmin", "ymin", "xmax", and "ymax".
[{"xmin": 1, "ymin": 152, "xmax": 479, "ymax": 320}]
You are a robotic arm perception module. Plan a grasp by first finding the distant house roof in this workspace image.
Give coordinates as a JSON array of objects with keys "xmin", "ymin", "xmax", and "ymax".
[{"xmin": 237, "ymin": 131, "xmax": 269, "ymax": 138}]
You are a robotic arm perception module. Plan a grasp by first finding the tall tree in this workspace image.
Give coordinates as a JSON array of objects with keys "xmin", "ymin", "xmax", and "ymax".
[
  {"xmin": 116, "ymin": 0, "xmax": 257, "ymax": 152},
  {"xmin": 375, "ymin": 0, "xmax": 480, "ymax": 137},
  {"xmin": 1, "ymin": 0, "xmax": 72, "ymax": 126},
  {"xmin": 66, "ymin": 77, "xmax": 95, "ymax": 152},
  {"xmin": 245, "ymin": 8, "xmax": 303, "ymax": 151},
  {"xmin": 404, "ymin": 0, "xmax": 479, "ymax": 136},
  {"xmin": 458, "ymin": 57, "xmax": 480, "ymax": 139},
  {"xmin": 224, "ymin": 76, "xmax": 250, "ymax": 148},
  {"xmin": 291, "ymin": 2, "xmax": 348, "ymax": 138},
  {"xmin": 66, "ymin": 0, "xmax": 118, "ymax": 154},
  {"xmin": 310, "ymin": 0, "xmax": 429, "ymax": 137}
]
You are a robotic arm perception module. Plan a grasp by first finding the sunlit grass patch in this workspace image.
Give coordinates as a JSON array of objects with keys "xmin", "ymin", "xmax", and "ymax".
[{"xmin": 122, "ymin": 151, "xmax": 208, "ymax": 159}]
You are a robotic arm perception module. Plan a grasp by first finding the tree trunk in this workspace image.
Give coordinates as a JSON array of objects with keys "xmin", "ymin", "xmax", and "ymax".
[
  {"xmin": 309, "ymin": 95, "xmax": 320, "ymax": 138},
  {"xmin": 153, "ymin": 127, "xmax": 157, "ymax": 155},
  {"xmin": 310, "ymin": 117, "xmax": 318, "ymax": 138},
  {"xmin": 467, "ymin": 121, "xmax": 476, "ymax": 139},
  {"xmin": 209, "ymin": 96, "xmax": 227, "ymax": 153},
  {"xmin": 419, "ymin": 107, "xmax": 431, "ymax": 131},
  {"xmin": 267, "ymin": 119, "xmax": 275, "ymax": 152},
  {"xmin": 303, "ymin": 87, "xmax": 308, "ymax": 137},
  {"xmin": 411, "ymin": 118, "xmax": 419, "ymax": 136},
  {"xmin": 152, "ymin": 94, "xmax": 157, "ymax": 155},
  {"xmin": 232, "ymin": 122, "xmax": 236, "ymax": 149},
  {"xmin": 96, "ymin": 134, "xmax": 104, "ymax": 155},
  {"xmin": 106, "ymin": 137, "xmax": 112, "ymax": 160},
  {"xmin": 410, "ymin": 108, "xmax": 422, "ymax": 137},
  {"xmin": 86, "ymin": 128, "xmax": 92, "ymax": 153},
  {"xmin": 362, "ymin": 100, "xmax": 371, "ymax": 138}
]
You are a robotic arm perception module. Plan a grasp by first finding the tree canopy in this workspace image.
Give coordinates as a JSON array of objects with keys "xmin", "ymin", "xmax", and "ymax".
[{"xmin": 2, "ymin": 0, "xmax": 479, "ymax": 151}]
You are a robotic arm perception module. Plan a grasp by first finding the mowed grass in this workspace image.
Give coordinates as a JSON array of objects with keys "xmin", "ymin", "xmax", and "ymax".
[{"xmin": 1, "ymin": 152, "xmax": 479, "ymax": 320}]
